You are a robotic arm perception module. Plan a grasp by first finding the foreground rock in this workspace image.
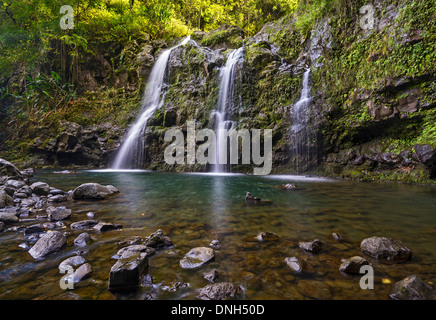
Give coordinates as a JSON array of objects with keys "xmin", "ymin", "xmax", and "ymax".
[
  {"xmin": 180, "ymin": 247, "xmax": 215, "ymax": 269},
  {"xmin": 299, "ymin": 239, "xmax": 323, "ymax": 253},
  {"xmin": 28, "ymin": 231, "xmax": 67, "ymax": 259},
  {"xmin": 339, "ymin": 256, "xmax": 369, "ymax": 274},
  {"xmin": 360, "ymin": 236, "xmax": 412, "ymax": 263},
  {"xmin": 108, "ymin": 251, "xmax": 149, "ymax": 292},
  {"xmin": 197, "ymin": 282, "xmax": 242, "ymax": 300},
  {"xmin": 390, "ymin": 275, "xmax": 436, "ymax": 300},
  {"xmin": 72, "ymin": 183, "xmax": 119, "ymax": 200}
]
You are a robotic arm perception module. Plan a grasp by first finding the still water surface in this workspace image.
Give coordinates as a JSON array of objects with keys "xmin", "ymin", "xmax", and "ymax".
[{"xmin": 0, "ymin": 170, "xmax": 435, "ymax": 300}]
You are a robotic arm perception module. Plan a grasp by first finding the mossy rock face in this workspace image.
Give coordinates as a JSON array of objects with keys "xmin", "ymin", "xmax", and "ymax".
[{"xmin": 200, "ymin": 25, "xmax": 245, "ymax": 50}]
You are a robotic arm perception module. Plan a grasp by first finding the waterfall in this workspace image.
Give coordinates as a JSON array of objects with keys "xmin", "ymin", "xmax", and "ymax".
[
  {"xmin": 290, "ymin": 68, "xmax": 313, "ymax": 174},
  {"xmin": 111, "ymin": 36, "xmax": 191, "ymax": 169},
  {"xmin": 213, "ymin": 47, "xmax": 244, "ymax": 173}
]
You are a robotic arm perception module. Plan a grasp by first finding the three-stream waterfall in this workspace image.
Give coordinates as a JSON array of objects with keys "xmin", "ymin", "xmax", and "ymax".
[{"xmin": 111, "ymin": 36, "xmax": 191, "ymax": 169}]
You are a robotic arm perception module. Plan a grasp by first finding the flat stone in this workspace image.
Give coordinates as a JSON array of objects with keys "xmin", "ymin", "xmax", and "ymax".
[
  {"xmin": 180, "ymin": 247, "xmax": 215, "ymax": 269},
  {"xmin": 114, "ymin": 245, "xmax": 156, "ymax": 259},
  {"xmin": 93, "ymin": 222, "xmax": 122, "ymax": 232},
  {"xmin": 28, "ymin": 231, "xmax": 67, "ymax": 259},
  {"xmin": 70, "ymin": 220, "xmax": 98, "ymax": 230}
]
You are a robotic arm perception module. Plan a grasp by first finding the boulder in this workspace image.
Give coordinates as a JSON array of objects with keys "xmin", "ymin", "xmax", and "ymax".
[
  {"xmin": 108, "ymin": 251, "xmax": 149, "ymax": 292},
  {"xmin": 47, "ymin": 206, "xmax": 72, "ymax": 221},
  {"xmin": 4, "ymin": 179, "xmax": 25, "ymax": 190},
  {"xmin": 339, "ymin": 256, "xmax": 369, "ymax": 274},
  {"xmin": 299, "ymin": 239, "xmax": 323, "ymax": 253},
  {"xmin": 30, "ymin": 182, "xmax": 50, "ymax": 196},
  {"xmin": 28, "ymin": 231, "xmax": 67, "ymax": 259},
  {"xmin": 180, "ymin": 247, "xmax": 215, "ymax": 269},
  {"xmin": 0, "ymin": 188, "xmax": 14, "ymax": 208},
  {"xmin": 197, "ymin": 282, "xmax": 242, "ymax": 300},
  {"xmin": 72, "ymin": 183, "xmax": 119, "ymax": 200},
  {"xmin": 0, "ymin": 207, "xmax": 19, "ymax": 224},
  {"xmin": 0, "ymin": 158, "xmax": 23, "ymax": 183},
  {"xmin": 390, "ymin": 275, "xmax": 436, "ymax": 300},
  {"xmin": 360, "ymin": 236, "xmax": 412, "ymax": 263},
  {"xmin": 143, "ymin": 229, "xmax": 173, "ymax": 249}
]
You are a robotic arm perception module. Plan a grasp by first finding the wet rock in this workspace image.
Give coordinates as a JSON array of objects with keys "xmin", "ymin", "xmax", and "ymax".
[
  {"xmin": 209, "ymin": 239, "xmax": 221, "ymax": 249},
  {"xmin": 72, "ymin": 183, "xmax": 119, "ymax": 200},
  {"xmin": 299, "ymin": 239, "xmax": 323, "ymax": 253},
  {"xmin": 143, "ymin": 229, "xmax": 173, "ymax": 249},
  {"xmin": 332, "ymin": 232, "xmax": 343, "ymax": 240},
  {"xmin": 73, "ymin": 263, "xmax": 92, "ymax": 283},
  {"xmin": 339, "ymin": 256, "xmax": 369, "ymax": 274},
  {"xmin": 180, "ymin": 247, "xmax": 215, "ymax": 269},
  {"xmin": 118, "ymin": 236, "xmax": 142, "ymax": 247},
  {"xmin": 114, "ymin": 245, "xmax": 156, "ymax": 259},
  {"xmin": 255, "ymin": 232, "xmax": 279, "ymax": 242},
  {"xmin": 48, "ymin": 194, "xmax": 68, "ymax": 203},
  {"xmin": 245, "ymin": 192, "xmax": 272, "ymax": 206},
  {"xmin": 49, "ymin": 188, "xmax": 66, "ymax": 196},
  {"xmin": 0, "ymin": 221, "xmax": 4, "ymax": 232},
  {"xmin": 74, "ymin": 232, "xmax": 91, "ymax": 247},
  {"xmin": 162, "ymin": 282, "xmax": 190, "ymax": 292},
  {"xmin": 24, "ymin": 224, "xmax": 45, "ymax": 235},
  {"xmin": 93, "ymin": 222, "xmax": 122, "ymax": 232},
  {"xmin": 28, "ymin": 231, "xmax": 67, "ymax": 259},
  {"xmin": 204, "ymin": 269, "xmax": 219, "ymax": 283},
  {"xmin": 59, "ymin": 255, "xmax": 87, "ymax": 271},
  {"xmin": 197, "ymin": 282, "xmax": 242, "ymax": 300},
  {"xmin": 30, "ymin": 182, "xmax": 50, "ymax": 196},
  {"xmin": 0, "ymin": 189, "xmax": 14, "ymax": 208},
  {"xmin": 360, "ymin": 236, "xmax": 412, "ymax": 263},
  {"xmin": 284, "ymin": 257, "xmax": 304, "ymax": 272},
  {"xmin": 390, "ymin": 275, "xmax": 436, "ymax": 300},
  {"xmin": 70, "ymin": 220, "xmax": 98, "ymax": 230},
  {"xmin": 5, "ymin": 179, "xmax": 25, "ymax": 190},
  {"xmin": 20, "ymin": 197, "xmax": 37, "ymax": 207},
  {"xmin": 47, "ymin": 206, "xmax": 72, "ymax": 221},
  {"xmin": 108, "ymin": 251, "xmax": 149, "ymax": 292}
]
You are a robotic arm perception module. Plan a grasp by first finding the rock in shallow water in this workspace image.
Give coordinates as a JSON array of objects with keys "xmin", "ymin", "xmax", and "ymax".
[
  {"xmin": 360, "ymin": 236, "xmax": 412, "ymax": 263},
  {"xmin": 180, "ymin": 247, "xmax": 215, "ymax": 269},
  {"xmin": 284, "ymin": 257, "xmax": 304, "ymax": 272},
  {"xmin": 299, "ymin": 239, "xmax": 323, "ymax": 253},
  {"xmin": 255, "ymin": 232, "xmax": 279, "ymax": 242},
  {"xmin": 339, "ymin": 256, "xmax": 369, "ymax": 274},
  {"xmin": 72, "ymin": 183, "xmax": 119, "ymax": 200},
  {"xmin": 47, "ymin": 206, "xmax": 71, "ymax": 221},
  {"xmin": 143, "ymin": 229, "xmax": 173, "ymax": 249},
  {"xmin": 197, "ymin": 282, "xmax": 242, "ymax": 300},
  {"xmin": 108, "ymin": 252, "xmax": 149, "ymax": 292},
  {"xmin": 390, "ymin": 275, "xmax": 436, "ymax": 300},
  {"xmin": 28, "ymin": 231, "xmax": 67, "ymax": 259}
]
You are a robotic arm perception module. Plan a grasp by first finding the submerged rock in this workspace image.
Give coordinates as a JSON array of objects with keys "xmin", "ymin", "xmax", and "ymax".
[
  {"xmin": 339, "ymin": 256, "xmax": 369, "ymax": 274},
  {"xmin": 72, "ymin": 183, "xmax": 119, "ymax": 200},
  {"xmin": 70, "ymin": 220, "xmax": 98, "ymax": 230},
  {"xmin": 284, "ymin": 256, "xmax": 304, "ymax": 272},
  {"xmin": 390, "ymin": 275, "xmax": 436, "ymax": 300},
  {"xmin": 299, "ymin": 239, "xmax": 323, "ymax": 253},
  {"xmin": 245, "ymin": 192, "xmax": 272, "ymax": 206},
  {"xmin": 28, "ymin": 231, "xmax": 67, "ymax": 259},
  {"xmin": 255, "ymin": 232, "xmax": 279, "ymax": 242},
  {"xmin": 360, "ymin": 236, "xmax": 412, "ymax": 263},
  {"xmin": 197, "ymin": 282, "xmax": 242, "ymax": 300},
  {"xmin": 180, "ymin": 247, "xmax": 215, "ymax": 269}
]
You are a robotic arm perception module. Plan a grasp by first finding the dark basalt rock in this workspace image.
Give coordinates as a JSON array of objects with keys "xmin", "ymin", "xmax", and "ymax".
[
  {"xmin": 360, "ymin": 236, "xmax": 412, "ymax": 263},
  {"xmin": 390, "ymin": 275, "xmax": 436, "ymax": 300},
  {"xmin": 108, "ymin": 252, "xmax": 149, "ymax": 292}
]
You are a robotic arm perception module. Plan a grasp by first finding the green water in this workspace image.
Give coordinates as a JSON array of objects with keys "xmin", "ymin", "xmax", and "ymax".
[{"xmin": 0, "ymin": 171, "xmax": 435, "ymax": 300}]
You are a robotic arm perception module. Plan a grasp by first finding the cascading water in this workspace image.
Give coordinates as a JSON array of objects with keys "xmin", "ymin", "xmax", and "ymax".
[
  {"xmin": 111, "ymin": 36, "xmax": 191, "ymax": 169},
  {"xmin": 290, "ymin": 68, "xmax": 314, "ymax": 174},
  {"xmin": 213, "ymin": 47, "xmax": 244, "ymax": 173}
]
